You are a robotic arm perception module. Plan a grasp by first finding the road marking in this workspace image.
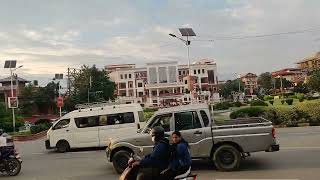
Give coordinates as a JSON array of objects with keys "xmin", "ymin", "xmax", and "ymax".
[
  {"xmin": 281, "ymin": 146, "xmax": 320, "ymax": 150},
  {"xmin": 286, "ymin": 132, "xmax": 320, "ymax": 135}
]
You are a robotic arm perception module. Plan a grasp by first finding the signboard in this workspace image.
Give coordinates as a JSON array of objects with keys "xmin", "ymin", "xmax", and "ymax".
[
  {"xmin": 8, "ymin": 97, "xmax": 18, "ymax": 108},
  {"xmin": 57, "ymin": 96, "xmax": 64, "ymax": 107}
]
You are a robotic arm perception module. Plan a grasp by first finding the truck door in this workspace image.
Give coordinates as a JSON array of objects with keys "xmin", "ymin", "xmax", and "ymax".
[{"xmin": 173, "ymin": 111, "xmax": 206, "ymax": 157}]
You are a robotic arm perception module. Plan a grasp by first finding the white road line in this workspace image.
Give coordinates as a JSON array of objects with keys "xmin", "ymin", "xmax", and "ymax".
[
  {"xmin": 281, "ymin": 147, "xmax": 320, "ymax": 150},
  {"xmin": 286, "ymin": 132, "xmax": 320, "ymax": 135}
]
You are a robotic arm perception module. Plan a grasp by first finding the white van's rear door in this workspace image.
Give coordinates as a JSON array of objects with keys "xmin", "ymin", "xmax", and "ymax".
[{"xmin": 73, "ymin": 116, "xmax": 100, "ymax": 148}]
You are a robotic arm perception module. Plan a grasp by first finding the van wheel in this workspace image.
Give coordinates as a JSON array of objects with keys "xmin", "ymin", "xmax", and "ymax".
[
  {"xmin": 213, "ymin": 145, "xmax": 241, "ymax": 171},
  {"xmin": 112, "ymin": 150, "xmax": 130, "ymax": 174},
  {"xmin": 56, "ymin": 140, "xmax": 70, "ymax": 153}
]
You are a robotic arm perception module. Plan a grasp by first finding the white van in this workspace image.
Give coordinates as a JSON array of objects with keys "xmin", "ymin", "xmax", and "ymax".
[{"xmin": 45, "ymin": 103, "xmax": 144, "ymax": 152}]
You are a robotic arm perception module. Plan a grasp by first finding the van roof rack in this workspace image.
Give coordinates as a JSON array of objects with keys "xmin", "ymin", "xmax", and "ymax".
[{"xmin": 75, "ymin": 101, "xmax": 124, "ymax": 109}]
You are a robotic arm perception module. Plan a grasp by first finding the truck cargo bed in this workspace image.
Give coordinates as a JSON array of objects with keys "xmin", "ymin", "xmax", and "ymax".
[{"xmin": 213, "ymin": 117, "xmax": 272, "ymax": 129}]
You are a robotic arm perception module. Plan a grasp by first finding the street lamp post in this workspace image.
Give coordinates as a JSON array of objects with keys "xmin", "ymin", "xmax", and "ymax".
[
  {"xmin": 169, "ymin": 28, "xmax": 196, "ymax": 104},
  {"xmin": 54, "ymin": 74, "xmax": 63, "ymax": 117},
  {"xmin": 4, "ymin": 60, "xmax": 23, "ymax": 133}
]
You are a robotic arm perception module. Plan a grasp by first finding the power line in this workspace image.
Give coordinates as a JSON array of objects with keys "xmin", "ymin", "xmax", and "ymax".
[{"xmin": 197, "ymin": 27, "xmax": 320, "ymax": 41}]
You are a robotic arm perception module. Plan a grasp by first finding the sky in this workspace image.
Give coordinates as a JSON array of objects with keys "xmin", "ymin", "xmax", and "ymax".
[{"xmin": 0, "ymin": 0, "xmax": 320, "ymax": 86}]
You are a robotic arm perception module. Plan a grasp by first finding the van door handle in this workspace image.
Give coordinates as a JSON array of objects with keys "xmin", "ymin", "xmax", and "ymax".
[
  {"xmin": 194, "ymin": 131, "xmax": 202, "ymax": 135},
  {"xmin": 66, "ymin": 130, "xmax": 70, "ymax": 132}
]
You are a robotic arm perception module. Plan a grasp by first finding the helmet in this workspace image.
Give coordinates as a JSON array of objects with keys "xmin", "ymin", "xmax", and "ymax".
[{"xmin": 151, "ymin": 126, "xmax": 165, "ymax": 141}]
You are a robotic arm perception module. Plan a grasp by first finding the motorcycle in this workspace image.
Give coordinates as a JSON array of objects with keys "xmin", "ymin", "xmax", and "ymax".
[
  {"xmin": 0, "ymin": 146, "xmax": 22, "ymax": 176},
  {"xmin": 120, "ymin": 154, "xmax": 197, "ymax": 180}
]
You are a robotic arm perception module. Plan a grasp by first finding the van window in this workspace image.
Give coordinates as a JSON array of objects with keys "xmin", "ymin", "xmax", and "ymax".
[
  {"xmin": 75, "ymin": 116, "xmax": 99, "ymax": 128},
  {"xmin": 53, "ymin": 119, "xmax": 70, "ymax": 130},
  {"xmin": 99, "ymin": 112, "xmax": 135, "ymax": 126},
  {"xmin": 200, "ymin": 110, "xmax": 210, "ymax": 127},
  {"xmin": 138, "ymin": 111, "xmax": 145, "ymax": 122},
  {"xmin": 174, "ymin": 111, "xmax": 202, "ymax": 131}
]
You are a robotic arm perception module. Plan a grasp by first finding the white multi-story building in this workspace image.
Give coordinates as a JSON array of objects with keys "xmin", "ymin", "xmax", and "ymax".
[{"xmin": 106, "ymin": 59, "xmax": 220, "ymax": 107}]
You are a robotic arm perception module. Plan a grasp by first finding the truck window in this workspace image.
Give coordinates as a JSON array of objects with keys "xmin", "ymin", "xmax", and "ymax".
[
  {"xmin": 174, "ymin": 111, "xmax": 202, "ymax": 131},
  {"xmin": 200, "ymin": 110, "xmax": 210, "ymax": 127},
  {"xmin": 75, "ymin": 116, "xmax": 99, "ymax": 128},
  {"xmin": 53, "ymin": 119, "xmax": 70, "ymax": 130},
  {"xmin": 98, "ymin": 112, "xmax": 135, "ymax": 126},
  {"xmin": 149, "ymin": 113, "xmax": 172, "ymax": 132}
]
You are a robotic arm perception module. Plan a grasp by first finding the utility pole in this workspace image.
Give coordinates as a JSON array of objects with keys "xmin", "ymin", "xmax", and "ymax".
[{"xmin": 88, "ymin": 76, "xmax": 92, "ymax": 103}]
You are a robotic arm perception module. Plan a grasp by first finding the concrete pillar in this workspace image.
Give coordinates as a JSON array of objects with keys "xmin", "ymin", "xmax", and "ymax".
[
  {"xmin": 149, "ymin": 89, "xmax": 152, "ymax": 104},
  {"xmin": 157, "ymin": 89, "xmax": 160, "ymax": 106},
  {"xmin": 126, "ymin": 82, "xmax": 129, "ymax": 96}
]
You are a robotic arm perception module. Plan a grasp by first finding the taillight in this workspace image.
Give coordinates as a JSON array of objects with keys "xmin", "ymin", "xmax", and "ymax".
[{"xmin": 272, "ymin": 128, "xmax": 276, "ymax": 138}]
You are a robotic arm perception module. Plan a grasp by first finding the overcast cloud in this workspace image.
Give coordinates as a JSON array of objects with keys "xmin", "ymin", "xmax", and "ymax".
[{"xmin": 0, "ymin": 0, "xmax": 319, "ymax": 85}]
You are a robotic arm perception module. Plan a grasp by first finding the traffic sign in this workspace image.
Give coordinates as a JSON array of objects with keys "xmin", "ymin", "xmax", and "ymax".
[{"xmin": 8, "ymin": 97, "xmax": 18, "ymax": 108}]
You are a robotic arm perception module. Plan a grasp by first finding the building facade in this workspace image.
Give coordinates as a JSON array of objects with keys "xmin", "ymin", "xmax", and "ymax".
[
  {"xmin": 272, "ymin": 68, "xmax": 306, "ymax": 83},
  {"xmin": 297, "ymin": 51, "xmax": 320, "ymax": 73},
  {"xmin": 106, "ymin": 59, "xmax": 220, "ymax": 107},
  {"xmin": 240, "ymin": 73, "xmax": 258, "ymax": 95},
  {"xmin": 0, "ymin": 76, "xmax": 30, "ymax": 107}
]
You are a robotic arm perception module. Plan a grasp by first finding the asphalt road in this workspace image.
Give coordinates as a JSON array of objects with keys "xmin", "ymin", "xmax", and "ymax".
[{"xmin": 4, "ymin": 126, "xmax": 320, "ymax": 180}]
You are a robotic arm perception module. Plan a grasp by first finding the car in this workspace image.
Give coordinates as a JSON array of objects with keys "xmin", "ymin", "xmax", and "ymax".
[{"xmin": 106, "ymin": 103, "xmax": 279, "ymax": 173}]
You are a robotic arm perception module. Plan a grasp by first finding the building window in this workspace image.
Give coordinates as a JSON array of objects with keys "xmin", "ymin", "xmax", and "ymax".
[
  {"xmin": 138, "ymin": 82, "xmax": 143, "ymax": 87},
  {"xmin": 120, "ymin": 74, "xmax": 123, "ymax": 79},
  {"xmin": 149, "ymin": 67, "xmax": 157, "ymax": 84},
  {"xmin": 202, "ymin": 69, "xmax": 205, "ymax": 74},
  {"xmin": 159, "ymin": 67, "xmax": 167, "ymax": 83},
  {"xmin": 129, "ymin": 74, "xmax": 131, "ymax": 79},
  {"xmin": 152, "ymin": 91, "xmax": 157, "ymax": 96},
  {"xmin": 198, "ymin": 69, "xmax": 201, "ymax": 74},
  {"xmin": 129, "ymin": 83, "xmax": 133, "ymax": 88},
  {"xmin": 125, "ymin": 74, "xmax": 127, "ymax": 79},
  {"xmin": 153, "ymin": 100, "xmax": 158, "ymax": 104},
  {"xmin": 179, "ymin": 71, "xmax": 181, "ymax": 75},
  {"xmin": 194, "ymin": 70, "xmax": 196, "ymax": 74},
  {"xmin": 119, "ymin": 83, "xmax": 126, "ymax": 89},
  {"xmin": 195, "ymin": 79, "xmax": 198, "ymax": 83},
  {"xmin": 185, "ymin": 80, "xmax": 188, "ymax": 84},
  {"xmin": 168, "ymin": 66, "xmax": 177, "ymax": 83},
  {"xmin": 182, "ymin": 71, "xmax": 185, "ymax": 75},
  {"xmin": 138, "ymin": 92, "xmax": 143, "ymax": 97}
]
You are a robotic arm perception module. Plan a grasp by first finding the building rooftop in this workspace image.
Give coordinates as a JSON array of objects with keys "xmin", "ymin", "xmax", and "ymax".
[
  {"xmin": 297, "ymin": 51, "xmax": 320, "ymax": 64},
  {"xmin": 241, "ymin": 73, "xmax": 257, "ymax": 78},
  {"xmin": 0, "ymin": 76, "xmax": 30, "ymax": 83}
]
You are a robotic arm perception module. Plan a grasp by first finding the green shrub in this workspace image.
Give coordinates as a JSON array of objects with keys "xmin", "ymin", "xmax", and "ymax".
[
  {"xmin": 249, "ymin": 100, "xmax": 268, "ymax": 106},
  {"xmin": 296, "ymin": 93, "xmax": 305, "ymax": 102},
  {"xmin": 264, "ymin": 95, "xmax": 274, "ymax": 101},
  {"xmin": 295, "ymin": 101, "xmax": 320, "ymax": 126},
  {"xmin": 230, "ymin": 107, "xmax": 265, "ymax": 119},
  {"xmin": 281, "ymin": 100, "xmax": 285, "ymax": 104},
  {"xmin": 214, "ymin": 102, "xmax": 232, "ymax": 110},
  {"xmin": 286, "ymin": 98, "xmax": 294, "ymax": 105},
  {"xmin": 233, "ymin": 101, "xmax": 242, "ymax": 107},
  {"xmin": 269, "ymin": 100, "xmax": 274, "ymax": 105},
  {"xmin": 30, "ymin": 123, "xmax": 51, "ymax": 134},
  {"xmin": 288, "ymin": 95, "xmax": 297, "ymax": 99}
]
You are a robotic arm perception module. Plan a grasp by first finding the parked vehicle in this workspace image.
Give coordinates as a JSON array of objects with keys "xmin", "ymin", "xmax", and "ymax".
[
  {"xmin": 45, "ymin": 103, "xmax": 145, "ymax": 153},
  {"xmin": 106, "ymin": 104, "xmax": 280, "ymax": 173}
]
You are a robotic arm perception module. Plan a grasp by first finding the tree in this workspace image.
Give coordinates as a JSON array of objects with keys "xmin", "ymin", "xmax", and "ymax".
[
  {"xmin": 64, "ymin": 65, "xmax": 115, "ymax": 111},
  {"xmin": 0, "ymin": 102, "xmax": 24, "ymax": 132},
  {"xmin": 257, "ymin": 72, "xmax": 272, "ymax": 93},
  {"xmin": 308, "ymin": 70, "xmax": 320, "ymax": 92},
  {"xmin": 274, "ymin": 78, "xmax": 293, "ymax": 89},
  {"xmin": 219, "ymin": 79, "xmax": 245, "ymax": 99}
]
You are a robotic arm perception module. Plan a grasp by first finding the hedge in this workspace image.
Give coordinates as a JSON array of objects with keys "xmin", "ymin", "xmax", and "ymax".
[
  {"xmin": 230, "ymin": 101, "xmax": 320, "ymax": 127},
  {"xmin": 30, "ymin": 123, "xmax": 52, "ymax": 134},
  {"xmin": 286, "ymin": 98, "xmax": 294, "ymax": 105},
  {"xmin": 249, "ymin": 100, "xmax": 268, "ymax": 106}
]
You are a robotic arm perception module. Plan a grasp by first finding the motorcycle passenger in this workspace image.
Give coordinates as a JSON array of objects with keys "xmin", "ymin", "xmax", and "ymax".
[
  {"xmin": 132, "ymin": 126, "xmax": 170, "ymax": 180},
  {"xmin": 162, "ymin": 131, "xmax": 192, "ymax": 179}
]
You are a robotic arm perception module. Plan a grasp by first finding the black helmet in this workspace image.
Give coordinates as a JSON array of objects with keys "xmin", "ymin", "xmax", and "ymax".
[{"xmin": 151, "ymin": 126, "xmax": 165, "ymax": 141}]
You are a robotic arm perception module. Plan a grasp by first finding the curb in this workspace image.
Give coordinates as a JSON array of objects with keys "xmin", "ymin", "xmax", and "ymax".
[{"xmin": 13, "ymin": 131, "xmax": 47, "ymax": 142}]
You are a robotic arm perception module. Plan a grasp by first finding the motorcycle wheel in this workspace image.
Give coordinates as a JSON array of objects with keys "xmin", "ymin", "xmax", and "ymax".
[{"xmin": 5, "ymin": 158, "xmax": 21, "ymax": 176}]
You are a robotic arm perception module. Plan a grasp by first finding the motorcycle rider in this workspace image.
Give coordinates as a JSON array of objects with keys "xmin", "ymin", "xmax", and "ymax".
[
  {"xmin": 0, "ymin": 129, "xmax": 8, "ymax": 156},
  {"xmin": 131, "ymin": 126, "xmax": 170, "ymax": 180},
  {"xmin": 162, "ymin": 131, "xmax": 192, "ymax": 179}
]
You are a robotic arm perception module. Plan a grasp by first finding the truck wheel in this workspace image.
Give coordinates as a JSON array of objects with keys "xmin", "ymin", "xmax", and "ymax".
[
  {"xmin": 112, "ymin": 150, "xmax": 130, "ymax": 174},
  {"xmin": 56, "ymin": 140, "xmax": 70, "ymax": 153},
  {"xmin": 213, "ymin": 145, "xmax": 241, "ymax": 171}
]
